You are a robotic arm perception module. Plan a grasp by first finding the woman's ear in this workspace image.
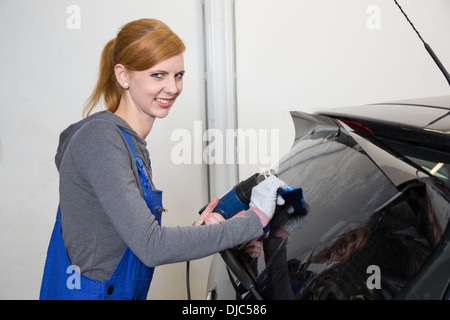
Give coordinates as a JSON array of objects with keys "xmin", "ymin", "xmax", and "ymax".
[{"xmin": 114, "ymin": 64, "xmax": 129, "ymax": 89}]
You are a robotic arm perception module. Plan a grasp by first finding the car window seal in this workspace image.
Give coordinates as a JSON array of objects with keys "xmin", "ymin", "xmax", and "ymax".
[{"xmin": 220, "ymin": 250, "xmax": 264, "ymax": 300}]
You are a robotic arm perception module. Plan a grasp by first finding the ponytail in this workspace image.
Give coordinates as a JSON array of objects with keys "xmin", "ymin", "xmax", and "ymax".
[
  {"xmin": 83, "ymin": 38, "xmax": 121, "ymax": 117},
  {"xmin": 83, "ymin": 19, "xmax": 185, "ymax": 117}
]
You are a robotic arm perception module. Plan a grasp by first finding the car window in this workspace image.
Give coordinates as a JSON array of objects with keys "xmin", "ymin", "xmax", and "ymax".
[
  {"xmin": 230, "ymin": 127, "xmax": 449, "ymax": 300},
  {"xmin": 378, "ymin": 137, "xmax": 450, "ymax": 188}
]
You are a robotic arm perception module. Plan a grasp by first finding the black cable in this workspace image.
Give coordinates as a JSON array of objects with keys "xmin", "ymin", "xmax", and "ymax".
[{"xmin": 186, "ymin": 261, "xmax": 191, "ymax": 300}]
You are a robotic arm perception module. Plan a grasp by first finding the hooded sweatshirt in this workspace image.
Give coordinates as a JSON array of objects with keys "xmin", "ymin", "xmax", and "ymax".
[{"xmin": 56, "ymin": 110, "xmax": 263, "ymax": 282}]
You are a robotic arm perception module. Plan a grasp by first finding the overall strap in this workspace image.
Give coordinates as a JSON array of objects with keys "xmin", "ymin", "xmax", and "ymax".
[
  {"xmin": 120, "ymin": 129, "xmax": 137, "ymax": 158},
  {"xmin": 119, "ymin": 129, "xmax": 149, "ymax": 172}
]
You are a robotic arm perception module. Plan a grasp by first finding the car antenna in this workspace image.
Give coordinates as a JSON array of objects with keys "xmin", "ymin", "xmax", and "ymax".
[{"xmin": 394, "ymin": 0, "xmax": 450, "ymax": 87}]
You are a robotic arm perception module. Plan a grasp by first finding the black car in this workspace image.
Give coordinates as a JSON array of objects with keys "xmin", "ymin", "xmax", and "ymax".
[{"xmin": 206, "ymin": 95, "xmax": 450, "ymax": 300}]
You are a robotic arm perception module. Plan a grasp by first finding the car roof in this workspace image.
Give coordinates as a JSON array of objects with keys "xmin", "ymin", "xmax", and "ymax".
[
  {"xmin": 383, "ymin": 95, "xmax": 450, "ymax": 110},
  {"xmin": 317, "ymin": 95, "xmax": 450, "ymax": 129},
  {"xmin": 316, "ymin": 95, "xmax": 450, "ymax": 152}
]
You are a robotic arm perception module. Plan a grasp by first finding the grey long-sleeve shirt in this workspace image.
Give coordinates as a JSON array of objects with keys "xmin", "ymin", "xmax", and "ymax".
[{"xmin": 57, "ymin": 111, "xmax": 263, "ymax": 282}]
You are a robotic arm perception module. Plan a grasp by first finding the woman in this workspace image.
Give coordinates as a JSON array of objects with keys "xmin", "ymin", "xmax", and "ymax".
[{"xmin": 40, "ymin": 18, "xmax": 288, "ymax": 300}]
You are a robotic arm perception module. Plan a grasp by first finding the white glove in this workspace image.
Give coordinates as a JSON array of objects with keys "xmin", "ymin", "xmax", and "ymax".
[{"xmin": 249, "ymin": 176, "xmax": 289, "ymax": 225}]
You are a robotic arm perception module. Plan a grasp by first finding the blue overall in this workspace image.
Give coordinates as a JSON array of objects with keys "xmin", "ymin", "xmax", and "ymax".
[{"xmin": 40, "ymin": 127, "xmax": 164, "ymax": 300}]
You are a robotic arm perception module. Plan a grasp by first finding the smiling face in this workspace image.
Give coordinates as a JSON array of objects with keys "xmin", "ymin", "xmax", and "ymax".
[
  {"xmin": 123, "ymin": 54, "xmax": 185, "ymax": 120},
  {"xmin": 328, "ymin": 228, "xmax": 367, "ymax": 262}
]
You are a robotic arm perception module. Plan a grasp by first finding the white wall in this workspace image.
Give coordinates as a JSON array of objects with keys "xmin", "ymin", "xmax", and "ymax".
[
  {"xmin": 234, "ymin": 0, "xmax": 450, "ymax": 179},
  {"xmin": 1, "ymin": 0, "xmax": 450, "ymax": 300},
  {"xmin": 0, "ymin": 0, "xmax": 209, "ymax": 300}
]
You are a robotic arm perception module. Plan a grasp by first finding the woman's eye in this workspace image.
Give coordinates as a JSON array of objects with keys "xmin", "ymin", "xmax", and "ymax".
[
  {"xmin": 175, "ymin": 72, "xmax": 185, "ymax": 80},
  {"xmin": 151, "ymin": 73, "xmax": 164, "ymax": 79}
]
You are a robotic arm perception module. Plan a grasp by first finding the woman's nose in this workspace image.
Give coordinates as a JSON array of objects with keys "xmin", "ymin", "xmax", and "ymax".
[{"xmin": 164, "ymin": 77, "xmax": 179, "ymax": 95}]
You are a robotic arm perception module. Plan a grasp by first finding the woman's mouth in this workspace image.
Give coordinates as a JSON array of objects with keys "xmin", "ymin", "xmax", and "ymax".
[{"xmin": 155, "ymin": 98, "xmax": 173, "ymax": 108}]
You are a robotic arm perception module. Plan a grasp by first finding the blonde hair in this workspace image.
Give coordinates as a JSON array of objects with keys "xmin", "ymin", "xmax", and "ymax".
[{"xmin": 84, "ymin": 19, "xmax": 185, "ymax": 117}]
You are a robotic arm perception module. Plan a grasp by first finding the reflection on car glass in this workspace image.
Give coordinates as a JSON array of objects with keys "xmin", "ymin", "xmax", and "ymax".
[{"xmin": 259, "ymin": 182, "xmax": 446, "ymax": 300}]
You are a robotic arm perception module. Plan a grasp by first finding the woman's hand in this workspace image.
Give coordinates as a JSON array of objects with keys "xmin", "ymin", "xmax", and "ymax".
[
  {"xmin": 195, "ymin": 200, "xmax": 262, "ymax": 257},
  {"xmin": 203, "ymin": 212, "xmax": 226, "ymax": 225},
  {"xmin": 195, "ymin": 197, "xmax": 225, "ymax": 226},
  {"xmin": 243, "ymin": 239, "xmax": 263, "ymax": 258}
]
